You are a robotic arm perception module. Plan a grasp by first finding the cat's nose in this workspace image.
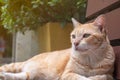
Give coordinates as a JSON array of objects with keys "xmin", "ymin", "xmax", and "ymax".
[{"xmin": 74, "ymin": 42, "xmax": 79, "ymax": 46}]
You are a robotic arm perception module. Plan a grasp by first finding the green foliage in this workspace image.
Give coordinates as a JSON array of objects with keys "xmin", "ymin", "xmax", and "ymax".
[{"xmin": 0, "ymin": 0, "xmax": 86, "ymax": 33}]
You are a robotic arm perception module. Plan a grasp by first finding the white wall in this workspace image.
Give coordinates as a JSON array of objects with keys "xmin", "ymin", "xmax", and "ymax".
[{"xmin": 15, "ymin": 30, "xmax": 40, "ymax": 62}]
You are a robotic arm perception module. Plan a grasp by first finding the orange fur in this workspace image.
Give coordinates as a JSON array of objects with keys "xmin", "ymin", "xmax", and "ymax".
[{"xmin": 0, "ymin": 15, "xmax": 115, "ymax": 80}]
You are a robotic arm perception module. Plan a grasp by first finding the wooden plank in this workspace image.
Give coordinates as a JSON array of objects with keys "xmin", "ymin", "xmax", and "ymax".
[
  {"xmin": 85, "ymin": 0, "xmax": 120, "ymax": 22},
  {"xmin": 86, "ymin": 0, "xmax": 119, "ymax": 17}
]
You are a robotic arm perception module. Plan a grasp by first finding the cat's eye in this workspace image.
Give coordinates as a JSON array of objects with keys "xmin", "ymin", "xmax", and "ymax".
[
  {"xmin": 83, "ymin": 33, "xmax": 91, "ymax": 38},
  {"xmin": 71, "ymin": 34, "xmax": 76, "ymax": 39}
]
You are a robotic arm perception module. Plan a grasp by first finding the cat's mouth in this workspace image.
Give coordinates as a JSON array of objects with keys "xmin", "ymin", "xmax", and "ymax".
[{"xmin": 75, "ymin": 47, "xmax": 88, "ymax": 52}]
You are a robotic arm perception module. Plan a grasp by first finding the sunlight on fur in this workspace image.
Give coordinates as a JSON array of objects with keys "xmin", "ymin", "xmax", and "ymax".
[{"xmin": 0, "ymin": 15, "xmax": 115, "ymax": 80}]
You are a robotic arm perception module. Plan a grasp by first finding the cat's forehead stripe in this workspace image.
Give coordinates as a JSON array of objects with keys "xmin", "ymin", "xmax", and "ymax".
[{"xmin": 71, "ymin": 23, "xmax": 100, "ymax": 36}]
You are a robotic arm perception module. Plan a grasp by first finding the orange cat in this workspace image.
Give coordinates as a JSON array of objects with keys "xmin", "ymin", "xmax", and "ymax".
[{"xmin": 0, "ymin": 15, "xmax": 115, "ymax": 80}]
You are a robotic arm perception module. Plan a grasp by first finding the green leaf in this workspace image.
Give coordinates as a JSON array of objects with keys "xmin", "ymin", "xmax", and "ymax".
[
  {"xmin": 0, "ymin": 0, "xmax": 6, "ymax": 3},
  {"xmin": 32, "ymin": 4, "xmax": 39, "ymax": 8}
]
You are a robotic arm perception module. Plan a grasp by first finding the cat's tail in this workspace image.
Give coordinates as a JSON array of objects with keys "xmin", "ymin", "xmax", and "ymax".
[{"xmin": 0, "ymin": 62, "xmax": 25, "ymax": 73}]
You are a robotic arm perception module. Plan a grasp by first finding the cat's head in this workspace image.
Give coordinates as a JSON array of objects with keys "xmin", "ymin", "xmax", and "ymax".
[{"xmin": 71, "ymin": 15, "xmax": 109, "ymax": 52}]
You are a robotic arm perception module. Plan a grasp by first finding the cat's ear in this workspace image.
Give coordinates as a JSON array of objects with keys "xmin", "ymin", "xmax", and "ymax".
[
  {"xmin": 72, "ymin": 18, "xmax": 82, "ymax": 28},
  {"xmin": 93, "ymin": 15, "xmax": 106, "ymax": 32}
]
